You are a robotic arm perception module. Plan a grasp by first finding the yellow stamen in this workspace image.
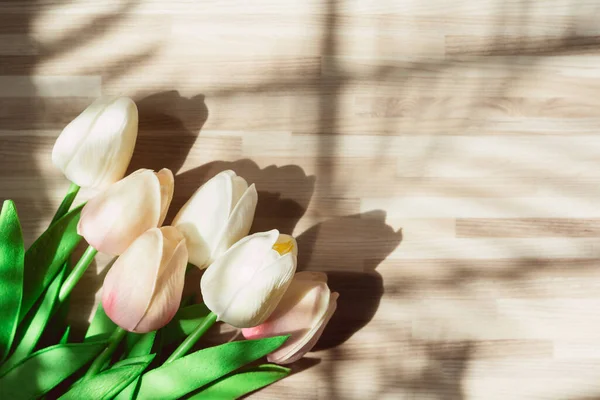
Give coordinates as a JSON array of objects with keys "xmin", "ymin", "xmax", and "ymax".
[{"xmin": 273, "ymin": 240, "xmax": 294, "ymax": 255}]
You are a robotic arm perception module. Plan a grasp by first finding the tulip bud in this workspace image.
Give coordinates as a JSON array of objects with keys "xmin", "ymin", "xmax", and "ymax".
[
  {"xmin": 173, "ymin": 170, "xmax": 258, "ymax": 269},
  {"xmin": 78, "ymin": 168, "xmax": 174, "ymax": 256},
  {"xmin": 242, "ymin": 271, "xmax": 338, "ymax": 364},
  {"xmin": 52, "ymin": 96, "xmax": 138, "ymax": 189},
  {"xmin": 102, "ymin": 226, "xmax": 188, "ymax": 333},
  {"xmin": 201, "ymin": 230, "xmax": 297, "ymax": 328}
]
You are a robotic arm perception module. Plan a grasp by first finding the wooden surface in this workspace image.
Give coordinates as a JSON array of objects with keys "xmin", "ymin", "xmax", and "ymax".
[{"xmin": 3, "ymin": 0, "xmax": 600, "ymax": 398}]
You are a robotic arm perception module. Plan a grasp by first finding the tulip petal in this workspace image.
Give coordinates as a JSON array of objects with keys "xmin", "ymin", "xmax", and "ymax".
[
  {"xmin": 218, "ymin": 252, "xmax": 296, "ymax": 328},
  {"xmin": 201, "ymin": 230, "xmax": 282, "ymax": 326},
  {"xmin": 134, "ymin": 227, "xmax": 188, "ymax": 333},
  {"xmin": 241, "ymin": 277, "xmax": 328, "ymax": 344},
  {"xmin": 269, "ymin": 292, "xmax": 338, "ymax": 364},
  {"xmin": 220, "ymin": 170, "xmax": 237, "ymax": 179},
  {"xmin": 173, "ymin": 171, "xmax": 234, "ymax": 268},
  {"xmin": 63, "ymin": 97, "xmax": 138, "ymax": 189},
  {"xmin": 156, "ymin": 169, "xmax": 175, "ymax": 226},
  {"xmin": 77, "ymin": 169, "xmax": 162, "ymax": 256},
  {"xmin": 52, "ymin": 97, "xmax": 111, "ymax": 172},
  {"xmin": 211, "ymin": 184, "xmax": 258, "ymax": 262},
  {"xmin": 241, "ymin": 273, "xmax": 338, "ymax": 365},
  {"xmin": 230, "ymin": 176, "xmax": 249, "ymax": 212},
  {"xmin": 102, "ymin": 228, "xmax": 163, "ymax": 332},
  {"xmin": 263, "ymin": 249, "xmax": 281, "ymax": 267}
]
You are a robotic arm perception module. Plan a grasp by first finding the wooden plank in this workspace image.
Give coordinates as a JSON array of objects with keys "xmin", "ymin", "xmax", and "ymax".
[{"xmin": 457, "ymin": 218, "xmax": 600, "ymax": 238}]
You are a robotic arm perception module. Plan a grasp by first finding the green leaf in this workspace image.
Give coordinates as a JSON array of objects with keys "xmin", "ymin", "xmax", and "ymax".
[
  {"xmin": 162, "ymin": 303, "xmax": 211, "ymax": 346},
  {"xmin": 0, "ymin": 341, "xmax": 106, "ymax": 400},
  {"xmin": 127, "ymin": 331, "xmax": 156, "ymax": 359},
  {"xmin": 49, "ymin": 182, "xmax": 81, "ymax": 226},
  {"xmin": 59, "ymin": 326, "xmax": 71, "ymax": 345},
  {"xmin": 85, "ymin": 303, "xmax": 118, "ymax": 342},
  {"xmin": 123, "ymin": 333, "xmax": 141, "ymax": 358},
  {"xmin": 0, "ymin": 200, "xmax": 24, "ymax": 361},
  {"xmin": 115, "ymin": 332, "xmax": 157, "ymax": 400},
  {"xmin": 136, "ymin": 335, "xmax": 289, "ymax": 399},
  {"xmin": 20, "ymin": 204, "xmax": 84, "ymax": 322},
  {"xmin": 44, "ymin": 264, "xmax": 72, "ymax": 344},
  {"xmin": 58, "ymin": 355, "xmax": 154, "ymax": 400},
  {"xmin": 0, "ymin": 263, "xmax": 68, "ymax": 374},
  {"xmin": 112, "ymin": 354, "xmax": 156, "ymax": 369},
  {"xmin": 122, "ymin": 330, "xmax": 154, "ymax": 359},
  {"xmin": 186, "ymin": 364, "xmax": 290, "ymax": 400}
]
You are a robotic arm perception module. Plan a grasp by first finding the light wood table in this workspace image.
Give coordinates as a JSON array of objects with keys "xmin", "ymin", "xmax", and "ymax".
[{"xmin": 2, "ymin": 0, "xmax": 600, "ymax": 398}]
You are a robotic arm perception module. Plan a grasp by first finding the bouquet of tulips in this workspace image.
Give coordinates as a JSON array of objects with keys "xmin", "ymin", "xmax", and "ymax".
[{"xmin": 0, "ymin": 97, "xmax": 338, "ymax": 399}]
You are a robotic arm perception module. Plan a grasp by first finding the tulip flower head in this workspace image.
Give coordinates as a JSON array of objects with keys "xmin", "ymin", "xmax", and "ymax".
[
  {"xmin": 242, "ymin": 271, "xmax": 338, "ymax": 364},
  {"xmin": 52, "ymin": 96, "xmax": 138, "ymax": 189},
  {"xmin": 201, "ymin": 230, "xmax": 297, "ymax": 328},
  {"xmin": 78, "ymin": 168, "xmax": 174, "ymax": 256},
  {"xmin": 102, "ymin": 226, "xmax": 188, "ymax": 333},
  {"xmin": 173, "ymin": 170, "xmax": 258, "ymax": 269}
]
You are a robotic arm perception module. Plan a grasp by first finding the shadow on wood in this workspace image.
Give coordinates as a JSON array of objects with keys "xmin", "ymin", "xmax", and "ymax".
[
  {"xmin": 297, "ymin": 211, "xmax": 402, "ymax": 350},
  {"xmin": 127, "ymin": 90, "xmax": 209, "ymax": 175}
]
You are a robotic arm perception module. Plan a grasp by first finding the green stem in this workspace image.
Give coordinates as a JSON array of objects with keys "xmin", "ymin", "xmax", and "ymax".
[
  {"xmin": 50, "ymin": 182, "xmax": 80, "ymax": 226},
  {"xmin": 83, "ymin": 327, "xmax": 127, "ymax": 379},
  {"xmin": 165, "ymin": 312, "xmax": 217, "ymax": 363},
  {"xmin": 57, "ymin": 245, "xmax": 98, "ymax": 303}
]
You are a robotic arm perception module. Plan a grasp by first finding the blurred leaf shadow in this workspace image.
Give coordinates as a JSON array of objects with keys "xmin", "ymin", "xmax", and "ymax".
[
  {"xmin": 404, "ymin": 341, "xmax": 473, "ymax": 400},
  {"xmin": 40, "ymin": 0, "xmax": 140, "ymax": 61}
]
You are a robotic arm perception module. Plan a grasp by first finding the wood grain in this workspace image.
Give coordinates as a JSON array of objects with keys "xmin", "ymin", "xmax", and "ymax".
[{"xmin": 1, "ymin": 0, "xmax": 600, "ymax": 398}]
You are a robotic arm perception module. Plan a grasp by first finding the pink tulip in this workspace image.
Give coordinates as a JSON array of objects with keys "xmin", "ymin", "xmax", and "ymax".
[
  {"xmin": 242, "ymin": 271, "xmax": 339, "ymax": 364},
  {"xmin": 102, "ymin": 226, "xmax": 188, "ymax": 333},
  {"xmin": 78, "ymin": 168, "xmax": 174, "ymax": 256}
]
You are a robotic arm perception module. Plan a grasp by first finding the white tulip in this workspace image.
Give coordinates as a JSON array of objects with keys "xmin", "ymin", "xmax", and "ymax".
[
  {"xmin": 52, "ymin": 96, "xmax": 138, "ymax": 189},
  {"xmin": 172, "ymin": 170, "xmax": 258, "ymax": 269},
  {"xmin": 201, "ymin": 230, "xmax": 297, "ymax": 328}
]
